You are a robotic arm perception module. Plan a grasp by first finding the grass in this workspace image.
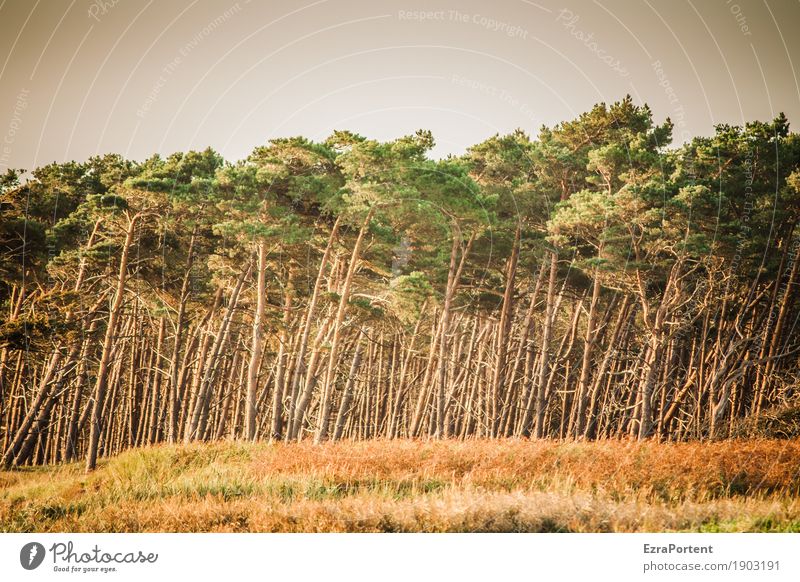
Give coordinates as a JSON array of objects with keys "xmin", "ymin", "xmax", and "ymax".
[{"xmin": 1, "ymin": 439, "xmax": 799, "ymax": 532}]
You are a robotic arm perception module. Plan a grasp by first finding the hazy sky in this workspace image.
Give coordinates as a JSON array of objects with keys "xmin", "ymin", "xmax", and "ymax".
[{"xmin": 1, "ymin": 0, "xmax": 798, "ymax": 168}]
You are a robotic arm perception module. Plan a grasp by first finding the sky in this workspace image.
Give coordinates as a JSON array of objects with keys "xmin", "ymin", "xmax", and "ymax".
[{"xmin": 1, "ymin": 0, "xmax": 798, "ymax": 168}]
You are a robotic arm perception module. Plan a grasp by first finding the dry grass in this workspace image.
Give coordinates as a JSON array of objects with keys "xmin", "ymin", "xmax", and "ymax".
[{"xmin": 2, "ymin": 439, "xmax": 799, "ymax": 532}]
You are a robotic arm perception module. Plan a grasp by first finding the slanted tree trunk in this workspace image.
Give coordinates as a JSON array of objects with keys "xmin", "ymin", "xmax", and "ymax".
[
  {"xmin": 285, "ymin": 217, "xmax": 340, "ymax": 439},
  {"xmin": 86, "ymin": 213, "xmax": 140, "ymax": 472},
  {"xmin": 167, "ymin": 227, "xmax": 196, "ymax": 443},
  {"xmin": 2, "ymin": 351, "xmax": 64, "ymax": 467},
  {"xmin": 533, "ymin": 250, "xmax": 558, "ymax": 438},
  {"xmin": 332, "ymin": 329, "xmax": 367, "ymax": 441},
  {"xmin": 435, "ymin": 227, "xmax": 474, "ymax": 438},
  {"xmin": 490, "ymin": 225, "xmax": 520, "ymax": 437},
  {"xmin": 185, "ymin": 265, "xmax": 250, "ymax": 442},
  {"xmin": 316, "ymin": 208, "xmax": 374, "ymax": 443},
  {"xmin": 636, "ymin": 266, "xmax": 675, "ymax": 441},
  {"xmin": 270, "ymin": 268, "xmax": 294, "ymax": 440},
  {"xmin": 572, "ymin": 265, "xmax": 602, "ymax": 437},
  {"xmin": 245, "ymin": 241, "xmax": 268, "ymax": 441}
]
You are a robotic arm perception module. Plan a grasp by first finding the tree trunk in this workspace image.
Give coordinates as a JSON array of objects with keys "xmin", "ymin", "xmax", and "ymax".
[
  {"xmin": 332, "ymin": 329, "xmax": 366, "ymax": 440},
  {"xmin": 490, "ymin": 225, "xmax": 520, "ymax": 436},
  {"xmin": 316, "ymin": 209, "xmax": 374, "ymax": 443},
  {"xmin": 533, "ymin": 250, "xmax": 558, "ymax": 438},
  {"xmin": 85, "ymin": 214, "xmax": 139, "ymax": 472},
  {"xmin": 245, "ymin": 241, "xmax": 268, "ymax": 441}
]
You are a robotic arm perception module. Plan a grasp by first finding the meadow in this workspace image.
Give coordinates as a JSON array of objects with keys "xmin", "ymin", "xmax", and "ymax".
[{"xmin": 2, "ymin": 439, "xmax": 799, "ymax": 533}]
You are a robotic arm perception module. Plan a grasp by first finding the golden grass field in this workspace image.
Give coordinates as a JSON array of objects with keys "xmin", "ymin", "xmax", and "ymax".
[{"xmin": 2, "ymin": 439, "xmax": 799, "ymax": 532}]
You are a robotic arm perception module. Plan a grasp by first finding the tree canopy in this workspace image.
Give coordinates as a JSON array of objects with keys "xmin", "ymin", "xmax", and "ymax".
[{"xmin": 3, "ymin": 97, "xmax": 800, "ymax": 469}]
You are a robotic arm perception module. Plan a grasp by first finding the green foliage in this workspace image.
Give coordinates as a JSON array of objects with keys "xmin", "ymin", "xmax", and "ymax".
[
  {"xmin": 388, "ymin": 271, "xmax": 433, "ymax": 324},
  {"xmin": 3, "ymin": 99, "xmax": 800, "ymax": 372}
]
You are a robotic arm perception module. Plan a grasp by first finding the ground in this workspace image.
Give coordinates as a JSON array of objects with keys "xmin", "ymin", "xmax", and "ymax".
[{"xmin": 1, "ymin": 439, "xmax": 799, "ymax": 532}]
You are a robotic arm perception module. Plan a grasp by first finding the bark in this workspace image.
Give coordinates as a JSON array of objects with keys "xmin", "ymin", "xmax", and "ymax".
[
  {"xmin": 245, "ymin": 241, "xmax": 268, "ymax": 441},
  {"xmin": 331, "ymin": 329, "xmax": 366, "ymax": 440},
  {"xmin": 490, "ymin": 225, "xmax": 520, "ymax": 436},
  {"xmin": 316, "ymin": 209, "xmax": 374, "ymax": 443},
  {"xmin": 533, "ymin": 250, "xmax": 558, "ymax": 438},
  {"xmin": 185, "ymin": 265, "xmax": 250, "ymax": 442},
  {"xmin": 285, "ymin": 216, "xmax": 341, "ymax": 438},
  {"xmin": 86, "ymin": 214, "xmax": 140, "ymax": 472}
]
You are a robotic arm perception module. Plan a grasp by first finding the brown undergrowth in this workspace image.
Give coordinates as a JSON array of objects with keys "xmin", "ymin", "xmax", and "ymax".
[{"xmin": 2, "ymin": 439, "xmax": 799, "ymax": 532}]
